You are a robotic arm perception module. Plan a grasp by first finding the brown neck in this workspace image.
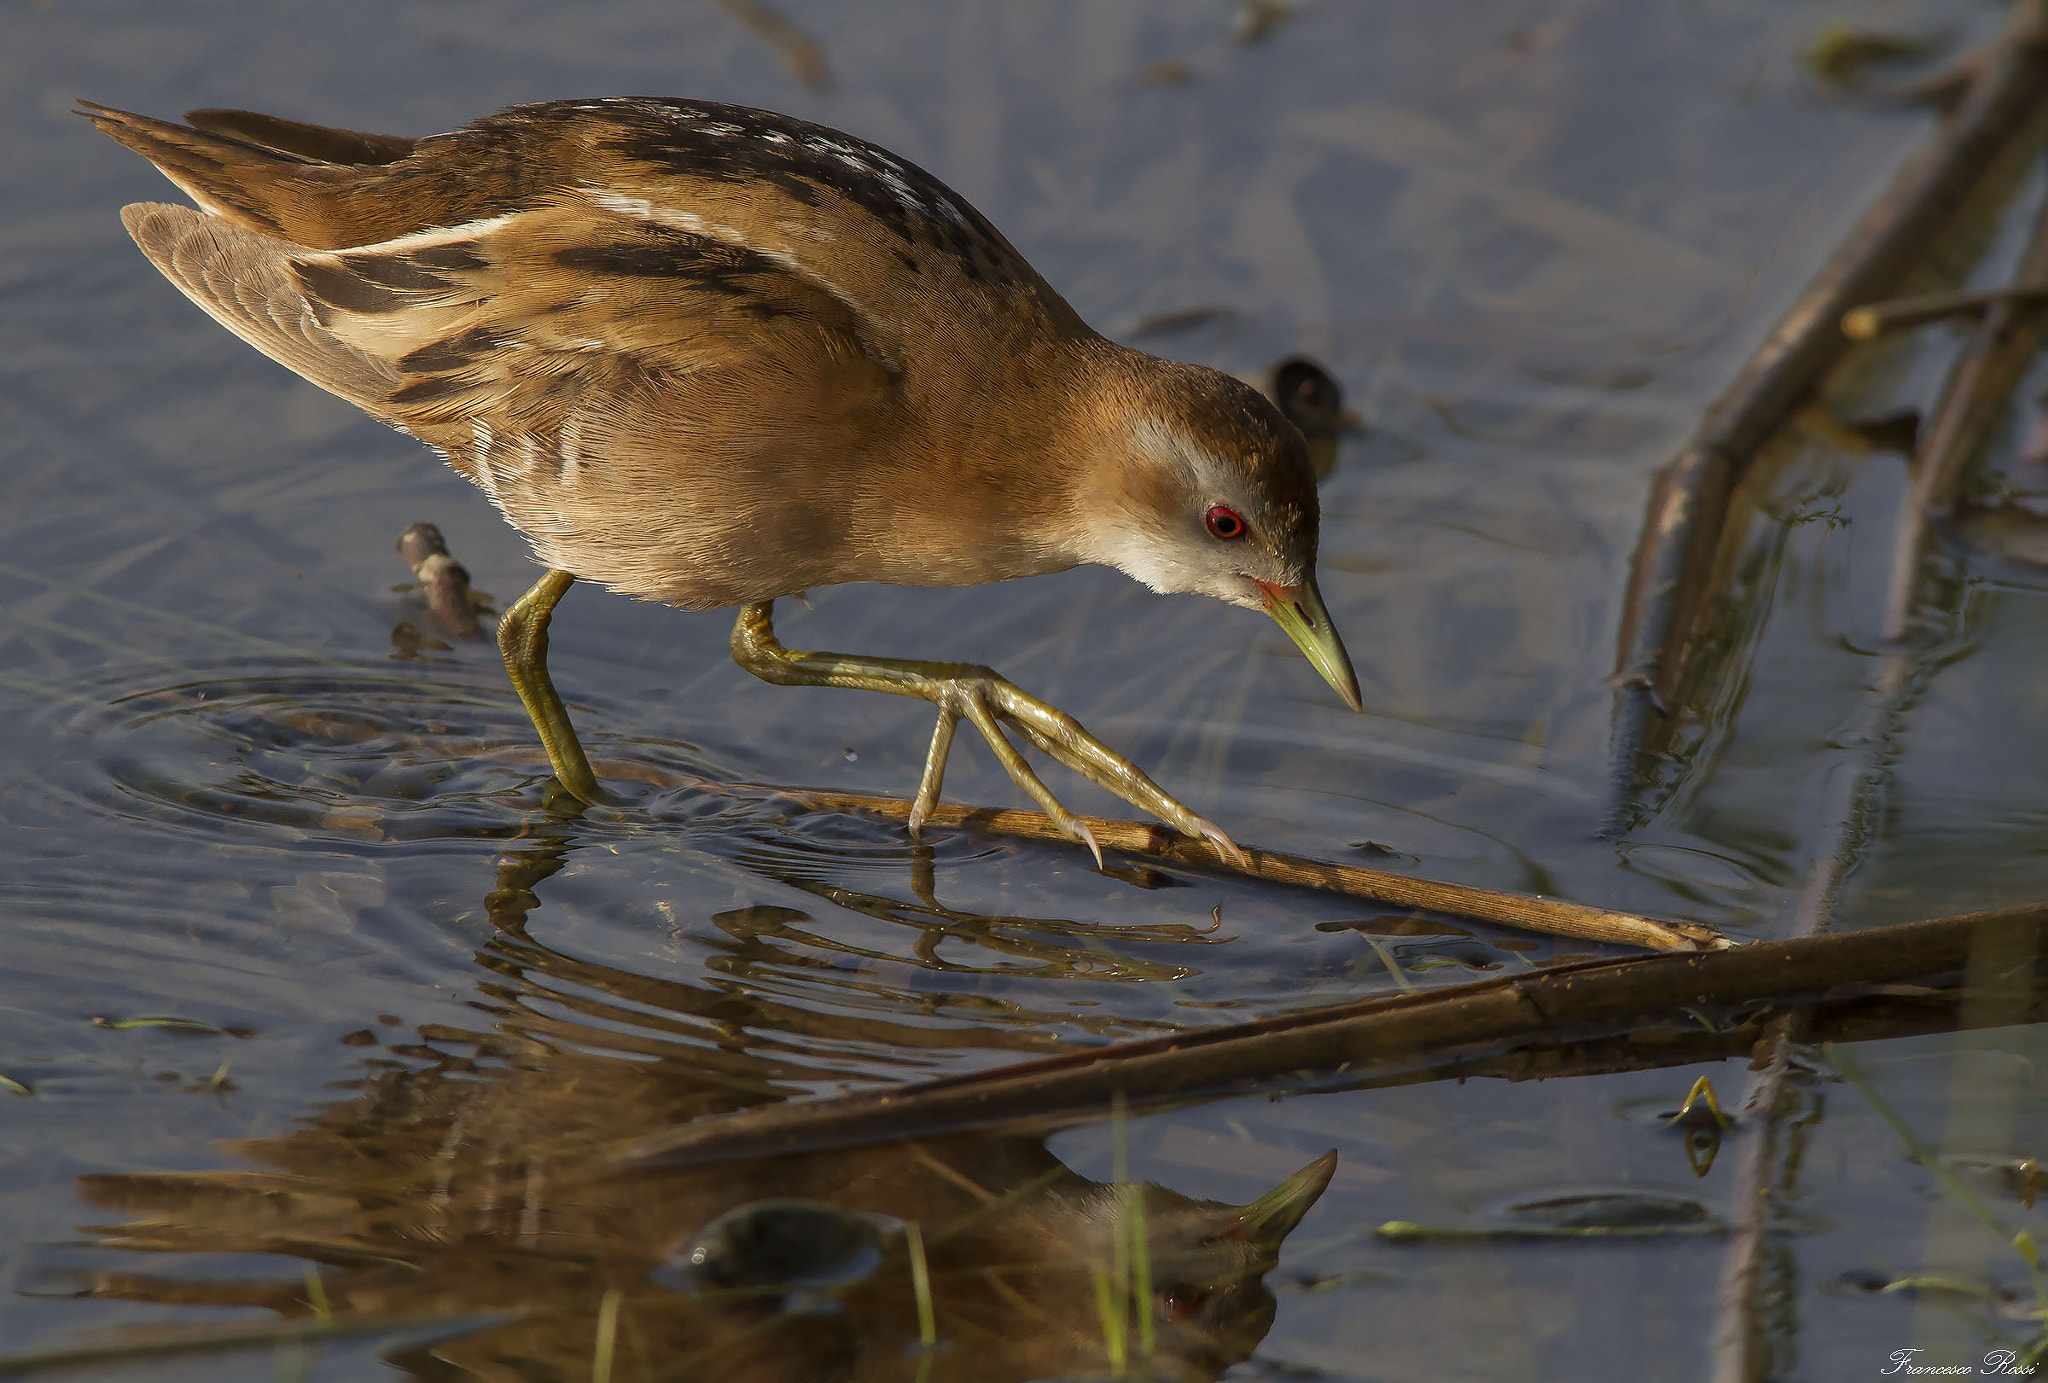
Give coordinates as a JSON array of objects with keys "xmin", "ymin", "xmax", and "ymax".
[{"xmin": 852, "ymin": 333, "xmax": 1139, "ymax": 588}]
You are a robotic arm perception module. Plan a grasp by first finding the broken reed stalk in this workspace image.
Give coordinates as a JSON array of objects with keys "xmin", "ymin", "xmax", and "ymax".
[
  {"xmin": 619, "ymin": 902, "xmax": 2048, "ymax": 1170},
  {"xmin": 767, "ymin": 783, "xmax": 1725, "ymax": 953},
  {"xmin": 1606, "ymin": 0, "xmax": 2048, "ymax": 832},
  {"xmin": 1710, "ymin": 124, "xmax": 2048, "ymax": 1383}
]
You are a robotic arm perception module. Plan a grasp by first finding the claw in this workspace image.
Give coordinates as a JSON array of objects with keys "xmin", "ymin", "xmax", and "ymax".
[
  {"xmin": 1193, "ymin": 817, "xmax": 1247, "ymax": 869},
  {"xmin": 1073, "ymin": 818, "xmax": 1104, "ymax": 870}
]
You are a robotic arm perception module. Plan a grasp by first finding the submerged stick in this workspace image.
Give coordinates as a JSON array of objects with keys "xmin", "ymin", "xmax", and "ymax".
[
  {"xmin": 1711, "ymin": 108, "xmax": 2048, "ymax": 1383},
  {"xmin": 768, "ymin": 783, "xmax": 1726, "ymax": 953},
  {"xmin": 1606, "ymin": 1, "xmax": 2048, "ymax": 830},
  {"xmin": 621, "ymin": 902, "xmax": 2048, "ymax": 1169}
]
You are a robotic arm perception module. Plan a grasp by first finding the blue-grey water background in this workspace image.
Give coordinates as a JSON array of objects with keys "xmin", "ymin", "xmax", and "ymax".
[{"xmin": 7, "ymin": 0, "xmax": 2048, "ymax": 1378}]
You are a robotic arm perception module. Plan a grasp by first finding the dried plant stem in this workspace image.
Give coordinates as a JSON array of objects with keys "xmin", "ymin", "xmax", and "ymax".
[
  {"xmin": 1710, "ymin": 136, "xmax": 2048, "ymax": 1383},
  {"xmin": 1606, "ymin": 0, "xmax": 2048, "ymax": 829},
  {"xmin": 766, "ymin": 783, "xmax": 1725, "ymax": 953},
  {"xmin": 620, "ymin": 902, "xmax": 2048, "ymax": 1170}
]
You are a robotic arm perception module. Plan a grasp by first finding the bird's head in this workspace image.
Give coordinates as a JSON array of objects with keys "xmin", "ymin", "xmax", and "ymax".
[
  {"xmin": 1073, "ymin": 350, "xmax": 1362, "ymax": 711},
  {"xmin": 1052, "ymin": 1149, "xmax": 1339, "ymax": 1376}
]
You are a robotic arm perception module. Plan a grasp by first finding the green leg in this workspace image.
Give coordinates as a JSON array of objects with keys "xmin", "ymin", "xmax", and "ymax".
[
  {"xmin": 497, "ymin": 569, "xmax": 601, "ymax": 805},
  {"xmin": 729, "ymin": 600, "xmax": 1241, "ymax": 866}
]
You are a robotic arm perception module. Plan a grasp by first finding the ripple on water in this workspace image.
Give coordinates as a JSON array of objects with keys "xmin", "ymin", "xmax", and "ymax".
[
  {"xmin": 8, "ymin": 655, "xmax": 1447, "ymax": 1086},
  {"xmin": 32, "ymin": 659, "xmax": 741, "ymax": 846}
]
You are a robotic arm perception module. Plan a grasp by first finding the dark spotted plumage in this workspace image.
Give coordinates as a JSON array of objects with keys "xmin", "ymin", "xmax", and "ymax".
[{"xmin": 574, "ymin": 98, "xmax": 1029, "ymax": 280}]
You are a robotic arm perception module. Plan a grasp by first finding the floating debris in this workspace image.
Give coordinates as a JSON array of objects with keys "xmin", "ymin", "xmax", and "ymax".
[{"xmin": 90, "ymin": 1015, "xmax": 254, "ymax": 1038}]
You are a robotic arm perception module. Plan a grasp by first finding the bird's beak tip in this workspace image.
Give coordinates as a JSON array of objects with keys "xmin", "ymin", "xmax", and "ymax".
[{"xmin": 1255, "ymin": 577, "xmax": 1360, "ymax": 713}]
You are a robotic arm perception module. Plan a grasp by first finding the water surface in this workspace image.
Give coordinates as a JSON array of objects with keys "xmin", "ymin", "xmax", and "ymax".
[{"xmin": 6, "ymin": 1, "xmax": 2047, "ymax": 1378}]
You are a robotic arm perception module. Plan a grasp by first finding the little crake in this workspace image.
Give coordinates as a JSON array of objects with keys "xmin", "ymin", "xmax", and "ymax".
[{"xmin": 83, "ymin": 98, "xmax": 1360, "ymax": 862}]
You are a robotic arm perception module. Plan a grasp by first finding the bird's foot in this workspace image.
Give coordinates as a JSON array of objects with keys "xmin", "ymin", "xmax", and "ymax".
[{"xmin": 730, "ymin": 601, "xmax": 1241, "ymax": 868}]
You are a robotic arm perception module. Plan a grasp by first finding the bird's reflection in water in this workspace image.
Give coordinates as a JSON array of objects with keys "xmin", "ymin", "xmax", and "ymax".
[
  {"xmin": 71, "ymin": 829, "xmax": 1334, "ymax": 1381},
  {"xmin": 723, "ymin": 839, "xmax": 1222, "ymax": 986}
]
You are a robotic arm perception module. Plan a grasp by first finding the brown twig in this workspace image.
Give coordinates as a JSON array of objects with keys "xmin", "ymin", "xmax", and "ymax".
[
  {"xmin": 767, "ymin": 783, "xmax": 1727, "ymax": 953},
  {"xmin": 1605, "ymin": 0, "xmax": 2048, "ymax": 832},
  {"xmin": 1710, "ymin": 129, "xmax": 2048, "ymax": 1383},
  {"xmin": 396, "ymin": 522, "xmax": 482, "ymax": 640},
  {"xmin": 620, "ymin": 902, "xmax": 2048, "ymax": 1169}
]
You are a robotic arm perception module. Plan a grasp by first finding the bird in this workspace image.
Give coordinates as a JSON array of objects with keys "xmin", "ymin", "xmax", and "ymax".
[{"xmin": 80, "ymin": 97, "xmax": 1360, "ymax": 864}]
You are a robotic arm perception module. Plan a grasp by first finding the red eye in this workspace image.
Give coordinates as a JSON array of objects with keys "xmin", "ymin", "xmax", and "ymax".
[{"xmin": 1205, "ymin": 506, "xmax": 1246, "ymax": 540}]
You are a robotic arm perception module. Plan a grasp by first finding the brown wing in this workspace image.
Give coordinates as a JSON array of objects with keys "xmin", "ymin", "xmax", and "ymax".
[
  {"xmin": 119, "ymin": 197, "xmax": 903, "ymax": 604},
  {"xmin": 120, "ymin": 197, "xmax": 892, "ymax": 424},
  {"xmin": 120, "ymin": 203, "xmax": 402, "ymax": 409}
]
